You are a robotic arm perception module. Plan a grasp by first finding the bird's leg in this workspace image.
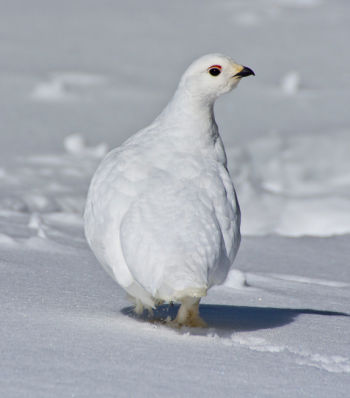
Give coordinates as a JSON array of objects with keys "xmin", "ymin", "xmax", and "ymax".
[
  {"xmin": 145, "ymin": 305, "xmax": 154, "ymax": 318},
  {"xmin": 174, "ymin": 297, "xmax": 207, "ymax": 328},
  {"xmin": 134, "ymin": 299, "xmax": 144, "ymax": 315},
  {"xmin": 133, "ymin": 300, "xmax": 155, "ymax": 319}
]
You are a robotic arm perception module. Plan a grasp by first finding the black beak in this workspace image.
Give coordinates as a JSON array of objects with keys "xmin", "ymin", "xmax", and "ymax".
[{"xmin": 234, "ymin": 66, "xmax": 255, "ymax": 78}]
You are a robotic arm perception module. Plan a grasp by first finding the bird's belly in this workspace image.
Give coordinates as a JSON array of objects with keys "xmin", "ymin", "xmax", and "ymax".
[
  {"xmin": 84, "ymin": 149, "xmax": 240, "ymax": 302},
  {"xmin": 119, "ymin": 178, "xmax": 239, "ymax": 299}
]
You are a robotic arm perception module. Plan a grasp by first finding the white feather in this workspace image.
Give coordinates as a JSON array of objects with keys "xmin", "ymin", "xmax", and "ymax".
[{"xmin": 84, "ymin": 54, "xmax": 252, "ymax": 313}]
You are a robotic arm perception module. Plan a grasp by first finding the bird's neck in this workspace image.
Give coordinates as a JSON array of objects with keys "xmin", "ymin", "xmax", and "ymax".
[{"xmin": 154, "ymin": 87, "xmax": 219, "ymax": 145}]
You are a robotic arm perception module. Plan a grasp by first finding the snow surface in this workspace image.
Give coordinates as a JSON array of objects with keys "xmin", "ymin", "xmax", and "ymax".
[{"xmin": 1, "ymin": 0, "xmax": 350, "ymax": 397}]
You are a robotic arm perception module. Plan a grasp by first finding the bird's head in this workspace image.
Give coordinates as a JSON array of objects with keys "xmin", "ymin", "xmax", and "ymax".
[{"xmin": 178, "ymin": 53, "xmax": 255, "ymax": 101}]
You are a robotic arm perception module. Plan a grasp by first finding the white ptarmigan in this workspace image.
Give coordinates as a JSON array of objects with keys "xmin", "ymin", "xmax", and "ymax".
[{"xmin": 84, "ymin": 54, "xmax": 254, "ymax": 327}]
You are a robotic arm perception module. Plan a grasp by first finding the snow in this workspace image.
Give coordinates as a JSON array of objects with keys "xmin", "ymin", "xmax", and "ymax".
[
  {"xmin": 64, "ymin": 133, "xmax": 108, "ymax": 157},
  {"xmin": 0, "ymin": 0, "xmax": 350, "ymax": 397},
  {"xmin": 228, "ymin": 129, "xmax": 350, "ymax": 236},
  {"xmin": 31, "ymin": 72, "xmax": 107, "ymax": 102},
  {"xmin": 281, "ymin": 71, "xmax": 301, "ymax": 95},
  {"xmin": 1, "ymin": 216, "xmax": 349, "ymax": 397}
]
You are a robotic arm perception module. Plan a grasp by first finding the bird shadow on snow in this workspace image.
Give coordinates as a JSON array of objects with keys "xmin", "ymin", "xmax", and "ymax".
[{"xmin": 121, "ymin": 304, "xmax": 349, "ymax": 335}]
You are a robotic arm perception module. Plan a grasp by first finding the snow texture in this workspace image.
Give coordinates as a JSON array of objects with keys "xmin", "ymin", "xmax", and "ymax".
[{"xmin": 0, "ymin": 0, "xmax": 349, "ymax": 397}]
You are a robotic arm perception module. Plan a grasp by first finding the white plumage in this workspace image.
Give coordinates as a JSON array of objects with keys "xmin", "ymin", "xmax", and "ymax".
[{"xmin": 84, "ymin": 54, "xmax": 254, "ymax": 327}]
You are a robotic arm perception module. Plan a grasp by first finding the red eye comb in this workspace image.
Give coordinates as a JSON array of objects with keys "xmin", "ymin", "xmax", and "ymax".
[{"xmin": 209, "ymin": 65, "xmax": 222, "ymax": 70}]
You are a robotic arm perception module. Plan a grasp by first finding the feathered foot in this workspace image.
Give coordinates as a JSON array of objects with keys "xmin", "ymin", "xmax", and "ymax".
[
  {"xmin": 132, "ymin": 299, "xmax": 154, "ymax": 317},
  {"xmin": 173, "ymin": 297, "xmax": 207, "ymax": 328}
]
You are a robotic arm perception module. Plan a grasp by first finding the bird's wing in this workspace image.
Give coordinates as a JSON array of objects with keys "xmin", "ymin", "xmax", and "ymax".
[{"xmin": 84, "ymin": 146, "xmax": 149, "ymax": 288}]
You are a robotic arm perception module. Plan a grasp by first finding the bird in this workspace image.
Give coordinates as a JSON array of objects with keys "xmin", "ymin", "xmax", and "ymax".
[{"xmin": 84, "ymin": 54, "xmax": 254, "ymax": 327}]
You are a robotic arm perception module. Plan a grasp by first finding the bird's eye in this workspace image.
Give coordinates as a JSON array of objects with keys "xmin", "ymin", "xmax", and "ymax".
[{"xmin": 208, "ymin": 65, "xmax": 222, "ymax": 77}]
